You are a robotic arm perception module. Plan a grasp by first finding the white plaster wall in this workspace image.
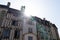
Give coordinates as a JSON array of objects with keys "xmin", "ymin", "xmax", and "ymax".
[{"xmin": 23, "ymin": 17, "xmax": 37, "ymax": 35}]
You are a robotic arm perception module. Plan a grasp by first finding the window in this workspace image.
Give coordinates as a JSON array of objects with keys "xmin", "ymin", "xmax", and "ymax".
[
  {"xmin": 28, "ymin": 28, "xmax": 32, "ymax": 33},
  {"xmin": 45, "ymin": 37, "xmax": 48, "ymax": 40},
  {"xmin": 12, "ymin": 20, "xmax": 18, "ymax": 26},
  {"xmin": 27, "ymin": 19, "xmax": 34, "ymax": 25},
  {"xmin": 0, "ymin": 31, "xmax": 1, "ymax": 40},
  {"xmin": 14, "ymin": 29, "xmax": 20, "ymax": 38},
  {"xmin": 53, "ymin": 39, "xmax": 56, "ymax": 40},
  {"xmin": 0, "ymin": 19, "xmax": 3, "ymax": 26},
  {"xmin": 7, "ymin": 10, "xmax": 20, "ymax": 17},
  {"xmin": 41, "ymin": 35, "xmax": 44, "ymax": 39},
  {"xmin": 0, "ymin": 10, "xmax": 6, "ymax": 17},
  {"xmin": 2, "ymin": 29, "xmax": 10, "ymax": 38},
  {"xmin": 28, "ymin": 36, "xmax": 33, "ymax": 40},
  {"xmin": 40, "ymin": 32, "xmax": 44, "ymax": 39}
]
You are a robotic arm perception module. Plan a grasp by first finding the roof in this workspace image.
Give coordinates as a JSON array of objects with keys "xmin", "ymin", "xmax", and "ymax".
[
  {"xmin": 0, "ymin": 4, "xmax": 9, "ymax": 8},
  {"xmin": 33, "ymin": 16, "xmax": 42, "ymax": 23},
  {"xmin": 0, "ymin": 4, "xmax": 21, "ymax": 17},
  {"xmin": 0, "ymin": 4, "xmax": 20, "ymax": 12},
  {"xmin": 52, "ymin": 24, "xmax": 57, "ymax": 29}
]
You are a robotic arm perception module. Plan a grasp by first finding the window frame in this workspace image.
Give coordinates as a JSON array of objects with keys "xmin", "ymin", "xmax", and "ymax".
[
  {"xmin": 2, "ymin": 28, "xmax": 10, "ymax": 39},
  {"xmin": 28, "ymin": 28, "xmax": 33, "ymax": 33},
  {"xmin": 28, "ymin": 36, "xmax": 33, "ymax": 40},
  {"xmin": 11, "ymin": 20, "xmax": 18, "ymax": 26},
  {"xmin": 27, "ymin": 19, "xmax": 34, "ymax": 25},
  {"xmin": 14, "ymin": 29, "xmax": 20, "ymax": 39}
]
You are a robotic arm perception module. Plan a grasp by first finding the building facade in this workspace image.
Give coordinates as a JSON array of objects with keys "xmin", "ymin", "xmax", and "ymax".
[
  {"xmin": 23, "ymin": 17, "xmax": 37, "ymax": 40},
  {"xmin": 0, "ymin": 2, "xmax": 24, "ymax": 40},
  {"xmin": 50, "ymin": 24, "xmax": 59, "ymax": 40},
  {"xmin": 32, "ymin": 16, "xmax": 59, "ymax": 40},
  {"xmin": 0, "ymin": 2, "xmax": 59, "ymax": 40}
]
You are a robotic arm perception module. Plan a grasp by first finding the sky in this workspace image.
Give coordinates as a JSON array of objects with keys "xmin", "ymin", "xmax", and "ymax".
[{"xmin": 0, "ymin": 0, "xmax": 60, "ymax": 37}]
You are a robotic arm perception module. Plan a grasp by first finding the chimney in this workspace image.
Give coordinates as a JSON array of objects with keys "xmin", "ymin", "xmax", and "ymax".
[
  {"xmin": 43, "ymin": 18, "xmax": 45, "ymax": 20},
  {"xmin": 21, "ymin": 6, "xmax": 25, "ymax": 13},
  {"xmin": 43, "ymin": 18, "xmax": 46, "ymax": 24},
  {"xmin": 7, "ymin": 2, "xmax": 10, "ymax": 7}
]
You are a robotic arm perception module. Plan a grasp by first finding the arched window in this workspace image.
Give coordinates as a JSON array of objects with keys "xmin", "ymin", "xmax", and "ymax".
[{"xmin": 28, "ymin": 36, "xmax": 33, "ymax": 40}]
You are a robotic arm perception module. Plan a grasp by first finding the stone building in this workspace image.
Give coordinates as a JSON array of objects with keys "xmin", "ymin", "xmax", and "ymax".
[
  {"xmin": 32, "ymin": 16, "xmax": 59, "ymax": 40},
  {"xmin": 0, "ymin": 2, "xmax": 24, "ymax": 40},
  {"xmin": 23, "ymin": 17, "xmax": 37, "ymax": 40},
  {"xmin": 50, "ymin": 24, "xmax": 59, "ymax": 40},
  {"xmin": 0, "ymin": 2, "xmax": 37, "ymax": 40},
  {"xmin": 33, "ymin": 16, "xmax": 51, "ymax": 40},
  {"xmin": 0, "ymin": 2, "xmax": 59, "ymax": 40}
]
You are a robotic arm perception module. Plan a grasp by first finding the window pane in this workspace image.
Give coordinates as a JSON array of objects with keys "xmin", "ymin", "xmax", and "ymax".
[
  {"xmin": 27, "ymin": 19, "xmax": 34, "ymax": 25},
  {"xmin": 40, "ymin": 32, "xmax": 44, "ymax": 39},
  {"xmin": 14, "ymin": 29, "xmax": 20, "ymax": 38},
  {"xmin": 0, "ymin": 10, "xmax": 6, "ymax": 17},
  {"xmin": 28, "ymin": 36, "xmax": 33, "ymax": 40},
  {"xmin": 28, "ymin": 28, "xmax": 32, "ymax": 33},
  {"xmin": 0, "ymin": 19, "xmax": 3, "ymax": 26},
  {"xmin": 12, "ymin": 20, "xmax": 18, "ymax": 26},
  {"xmin": 2, "ymin": 29, "xmax": 10, "ymax": 38}
]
